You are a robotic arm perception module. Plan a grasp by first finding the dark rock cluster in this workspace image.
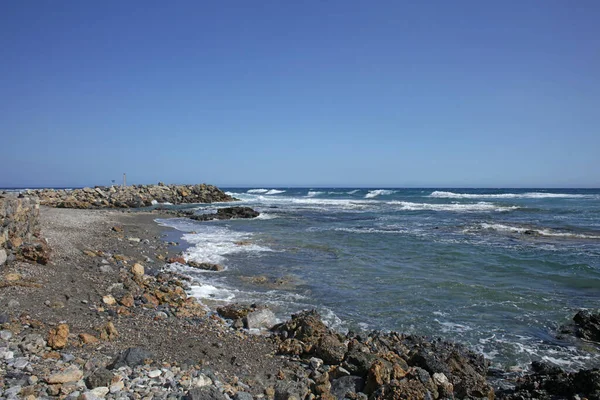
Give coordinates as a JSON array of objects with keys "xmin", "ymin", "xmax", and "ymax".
[{"xmin": 189, "ymin": 207, "xmax": 260, "ymax": 221}]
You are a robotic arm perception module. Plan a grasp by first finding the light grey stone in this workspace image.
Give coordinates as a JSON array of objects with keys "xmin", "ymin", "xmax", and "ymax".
[
  {"xmin": 243, "ymin": 308, "xmax": 277, "ymax": 330},
  {"xmin": 0, "ymin": 249, "xmax": 7, "ymax": 265}
]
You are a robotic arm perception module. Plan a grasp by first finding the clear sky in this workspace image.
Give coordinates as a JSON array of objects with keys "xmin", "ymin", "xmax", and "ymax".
[{"xmin": 1, "ymin": 1, "xmax": 599, "ymax": 188}]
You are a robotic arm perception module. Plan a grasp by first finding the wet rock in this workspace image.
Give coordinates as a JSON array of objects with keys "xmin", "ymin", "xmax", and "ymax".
[
  {"xmin": 217, "ymin": 303, "xmax": 255, "ymax": 320},
  {"xmin": 190, "ymin": 206, "xmax": 260, "ymax": 221},
  {"xmin": 273, "ymin": 309, "xmax": 331, "ymax": 346},
  {"xmin": 186, "ymin": 261, "xmax": 224, "ymax": 271},
  {"xmin": 47, "ymin": 323, "xmax": 70, "ymax": 350},
  {"xmin": 108, "ymin": 347, "xmax": 153, "ymax": 369},
  {"xmin": 498, "ymin": 361, "xmax": 600, "ymax": 400},
  {"xmin": 573, "ymin": 309, "xmax": 600, "ymax": 342}
]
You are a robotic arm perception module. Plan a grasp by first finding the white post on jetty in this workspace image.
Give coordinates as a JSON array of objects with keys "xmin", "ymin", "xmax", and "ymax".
[{"xmin": 123, "ymin": 173, "xmax": 127, "ymax": 187}]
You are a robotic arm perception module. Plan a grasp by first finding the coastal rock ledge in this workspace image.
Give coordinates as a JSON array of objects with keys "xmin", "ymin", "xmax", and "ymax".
[{"xmin": 24, "ymin": 183, "xmax": 235, "ymax": 209}]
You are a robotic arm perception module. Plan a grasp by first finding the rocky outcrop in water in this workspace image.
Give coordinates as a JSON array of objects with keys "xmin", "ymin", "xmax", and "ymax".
[
  {"xmin": 189, "ymin": 206, "xmax": 260, "ymax": 221},
  {"xmin": 497, "ymin": 361, "xmax": 600, "ymax": 399},
  {"xmin": 25, "ymin": 183, "xmax": 235, "ymax": 209},
  {"xmin": 572, "ymin": 309, "xmax": 600, "ymax": 342}
]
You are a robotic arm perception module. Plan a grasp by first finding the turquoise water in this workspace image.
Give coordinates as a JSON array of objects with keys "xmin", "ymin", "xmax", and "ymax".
[{"xmin": 157, "ymin": 188, "xmax": 600, "ymax": 371}]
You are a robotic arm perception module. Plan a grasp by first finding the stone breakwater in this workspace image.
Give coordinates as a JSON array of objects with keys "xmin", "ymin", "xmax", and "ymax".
[
  {"xmin": 0, "ymin": 195, "xmax": 49, "ymax": 267},
  {"xmin": 24, "ymin": 183, "xmax": 235, "ymax": 209}
]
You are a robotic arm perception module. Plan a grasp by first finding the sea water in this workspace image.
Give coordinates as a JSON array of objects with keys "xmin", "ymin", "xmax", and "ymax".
[{"xmin": 156, "ymin": 188, "xmax": 600, "ymax": 371}]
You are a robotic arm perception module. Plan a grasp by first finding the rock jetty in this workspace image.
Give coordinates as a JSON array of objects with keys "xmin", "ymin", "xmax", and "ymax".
[{"xmin": 24, "ymin": 183, "xmax": 235, "ymax": 209}]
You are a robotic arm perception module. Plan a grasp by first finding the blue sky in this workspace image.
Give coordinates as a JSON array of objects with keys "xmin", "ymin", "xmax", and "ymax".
[{"xmin": 1, "ymin": 1, "xmax": 599, "ymax": 188}]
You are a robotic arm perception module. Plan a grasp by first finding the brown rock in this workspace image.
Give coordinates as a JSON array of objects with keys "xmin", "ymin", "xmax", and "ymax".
[
  {"xmin": 83, "ymin": 250, "xmax": 97, "ymax": 257},
  {"xmin": 102, "ymin": 295, "xmax": 116, "ymax": 306},
  {"xmin": 131, "ymin": 263, "xmax": 144, "ymax": 276},
  {"xmin": 167, "ymin": 256, "xmax": 186, "ymax": 264},
  {"xmin": 111, "ymin": 226, "xmax": 124, "ymax": 233},
  {"xmin": 187, "ymin": 261, "xmax": 224, "ymax": 271},
  {"xmin": 278, "ymin": 339, "xmax": 305, "ymax": 356},
  {"xmin": 79, "ymin": 333, "xmax": 99, "ymax": 345},
  {"xmin": 19, "ymin": 240, "xmax": 51, "ymax": 265},
  {"xmin": 119, "ymin": 293, "xmax": 135, "ymax": 308},
  {"xmin": 176, "ymin": 298, "xmax": 207, "ymax": 318},
  {"xmin": 47, "ymin": 324, "xmax": 69, "ymax": 350},
  {"xmin": 5, "ymin": 273, "xmax": 21, "ymax": 281},
  {"xmin": 42, "ymin": 351, "xmax": 61, "ymax": 360},
  {"xmin": 99, "ymin": 322, "xmax": 118, "ymax": 341},
  {"xmin": 142, "ymin": 293, "xmax": 159, "ymax": 307}
]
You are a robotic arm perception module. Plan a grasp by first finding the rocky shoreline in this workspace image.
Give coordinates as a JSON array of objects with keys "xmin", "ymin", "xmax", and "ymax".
[{"xmin": 1, "ymin": 191, "xmax": 599, "ymax": 399}]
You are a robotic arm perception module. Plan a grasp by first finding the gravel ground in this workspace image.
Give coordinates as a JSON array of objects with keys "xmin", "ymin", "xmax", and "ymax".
[{"xmin": 0, "ymin": 207, "xmax": 291, "ymax": 398}]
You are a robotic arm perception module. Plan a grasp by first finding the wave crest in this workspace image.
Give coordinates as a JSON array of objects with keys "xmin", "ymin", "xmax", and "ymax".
[{"xmin": 365, "ymin": 189, "xmax": 396, "ymax": 198}]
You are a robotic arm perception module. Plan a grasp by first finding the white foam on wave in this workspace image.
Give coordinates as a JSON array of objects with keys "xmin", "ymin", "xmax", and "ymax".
[
  {"xmin": 430, "ymin": 191, "xmax": 593, "ymax": 199},
  {"xmin": 388, "ymin": 201, "xmax": 519, "ymax": 212},
  {"xmin": 347, "ymin": 189, "xmax": 360, "ymax": 194},
  {"xmin": 182, "ymin": 227, "xmax": 273, "ymax": 265},
  {"xmin": 247, "ymin": 189, "xmax": 269, "ymax": 194},
  {"xmin": 254, "ymin": 213, "xmax": 279, "ymax": 220},
  {"xmin": 365, "ymin": 189, "xmax": 396, "ymax": 198},
  {"xmin": 478, "ymin": 223, "xmax": 600, "ymax": 239},
  {"xmin": 266, "ymin": 189, "xmax": 286, "ymax": 195},
  {"xmin": 156, "ymin": 218, "xmax": 273, "ymax": 265},
  {"xmin": 188, "ymin": 284, "xmax": 236, "ymax": 301},
  {"xmin": 232, "ymin": 193, "xmax": 377, "ymax": 211},
  {"xmin": 307, "ymin": 191, "xmax": 324, "ymax": 197},
  {"xmin": 435, "ymin": 319, "xmax": 473, "ymax": 333}
]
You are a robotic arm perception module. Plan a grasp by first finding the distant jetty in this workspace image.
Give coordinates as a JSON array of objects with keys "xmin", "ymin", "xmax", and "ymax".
[{"xmin": 22, "ymin": 183, "xmax": 235, "ymax": 209}]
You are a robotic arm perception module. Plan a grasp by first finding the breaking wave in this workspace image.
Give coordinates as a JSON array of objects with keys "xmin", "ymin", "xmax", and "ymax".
[
  {"xmin": 365, "ymin": 189, "xmax": 397, "ymax": 198},
  {"xmin": 430, "ymin": 191, "xmax": 592, "ymax": 199}
]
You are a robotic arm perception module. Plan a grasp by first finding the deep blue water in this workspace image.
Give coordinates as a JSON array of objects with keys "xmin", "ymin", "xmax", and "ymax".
[{"xmin": 156, "ymin": 188, "xmax": 600, "ymax": 370}]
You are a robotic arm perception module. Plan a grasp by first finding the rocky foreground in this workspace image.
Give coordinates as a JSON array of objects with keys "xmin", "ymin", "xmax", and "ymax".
[
  {"xmin": 1, "ymin": 202, "xmax": 600, "ymax": 399},
  {"xmin": 24, "ymin": 183, "xmax": 235, "ymax": 209}
]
